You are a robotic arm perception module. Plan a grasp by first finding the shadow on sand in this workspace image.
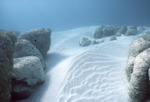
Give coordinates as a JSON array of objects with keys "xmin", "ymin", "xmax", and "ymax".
[{"xmin": 45, "ymin": 52, "xmax": 68, "ymax": 72}]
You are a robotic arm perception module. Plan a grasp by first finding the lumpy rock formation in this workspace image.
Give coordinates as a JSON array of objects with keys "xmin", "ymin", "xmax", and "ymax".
[
  {"xmin": 14, "ymin": 39, "xmax": 46, "ymax": 70},
  {"xmin": 93, "ymin": 25, "xmax": 139, "ymax": 39},
  {"xmin": 126, "ymin": 35, "xmax": 150, "ymax": 102},
  {"xmin": 11, "ymin": 56, "xmax": 45, "ymax": 100},
  {"xmin": 0, "ymin": 31, "xmax": 17, "ymax": 102},
  {"xmin": 11, "ymin": 28, "xmax": 51, "ymax": 101},
  {"xmin": 79, "ymin": 36, "xmax": 92, "ymax": 47},
  {"xmin": 19, "ymin": 28, "xmax": 51, "ymax": 59}
]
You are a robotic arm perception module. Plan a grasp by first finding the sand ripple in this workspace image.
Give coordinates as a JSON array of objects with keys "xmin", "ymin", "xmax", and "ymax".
[{"xmin": 58, "ymin": 42, "xmax": 129, "ymax": 102}]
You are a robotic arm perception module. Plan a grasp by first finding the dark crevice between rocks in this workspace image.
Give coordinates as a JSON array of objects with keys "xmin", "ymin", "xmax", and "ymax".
[{"xmin": 11, "ymin": 79, "xmax": 33, "ymax": 101}]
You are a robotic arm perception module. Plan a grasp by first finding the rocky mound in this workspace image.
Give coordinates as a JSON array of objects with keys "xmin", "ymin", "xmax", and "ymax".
[
  {"xmin": 10, "ymin": 28, "xmax": 51, "ymax": 101},
  {"xmin": 19, "ymin": 28, "xmax": 51, "ymax": 59},
  {"xmin": 14, "ymin": 39, "xmax": 46, "ymax": 70},
  {"xmin": 11, "ymin": 56, "xmax": 45, "ymax": 100},
  {"xmin": 0, "ymin": 28, "xmax": 51, "ymax": 101},
  {"xmin": 126, "ymin": 35, "xmax": 150, "ymax": 102},
  {"xmin": 80, "ymin": 25, "xmax": 145, "ymax": 47},
  {"xmin": 93, "ymin": 25, "xmax": 141, "ymax": 39}
]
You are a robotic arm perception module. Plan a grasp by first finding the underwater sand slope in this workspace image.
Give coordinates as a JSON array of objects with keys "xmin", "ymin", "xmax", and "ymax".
[
  {"xmin": 20, "ymin": 26, "xmax": 145, "ymax": 102},
  {"xmin": 57, "ymin": 40, "xmax": 130, "ymax": 102}
]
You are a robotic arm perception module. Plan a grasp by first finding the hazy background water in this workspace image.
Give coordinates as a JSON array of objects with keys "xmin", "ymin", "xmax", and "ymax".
[{"xmin": 0, "ymin": 0, "xmax": 150, "ymax": 33}]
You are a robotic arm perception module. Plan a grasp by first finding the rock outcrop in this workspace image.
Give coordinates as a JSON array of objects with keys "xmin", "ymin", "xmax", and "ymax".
[
  {"xmin": 11, "ymin": 56, "xmax": 45, "ymax": 100},
  {"xmin": 19, "ymin": 28, "xmax": 51, "ymax": 59},
  {"xmin": 94, "ymin": 25, "xmax": 120, "ymax": 39},
  {"xmin": 125, "ymin": 26, "xmax": 138, "ymax": 36},
  {"xmin": 117, "ymin": 26, "xmax": 127, "ymax": 34},
  {"xmin": 126, "ymin": 35, "xmax": 150, "ymax": 102},
  {"xmin": 14, "ymin": 39, "xmax": 46, "ymax": 70},
  {"xmin": 92, "ymin": 40, "xmax": 100, "ymax": 44},
  {"xmin": 93, "ymin": 25, "xmax": 141, "ymax": 39},
  {"xmin": 0, "ymin": 30, "xmax": 20, "ymax": 37},
  {"xmin": 10, "ymin": 28, "xmax": 51, "ymax": 101},
  {"xmin": 126, "ymin": 35, "xmax": 150, "ymax": 81},
  {"xmin": 128, "ymin": 49, "xmax": 150, "ymax": 102},
  {"xmin": 0, "ymin": 31, "xmax": 17, "ymax": 102},
  {"xmin": 79, "ymin": 36, "xmax": 92, "ymax": 47},
  {"xmin": 109, "ymin": 36, "xmax": 117, "ymax": 41}
]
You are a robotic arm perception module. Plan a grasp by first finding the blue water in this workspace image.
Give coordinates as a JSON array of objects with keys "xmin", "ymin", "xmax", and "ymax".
[{"xmin": 0, "ymin": 0, "xmax": 150, "ymax": 33}]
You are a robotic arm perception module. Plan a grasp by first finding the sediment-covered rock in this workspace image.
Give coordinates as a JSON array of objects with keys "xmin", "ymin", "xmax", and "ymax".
[
  {"xmin": 79, "ymin": 36, "xmax": 91, "ymax": 47},
  {"xmin": 94, "ymin": 25, "xmax": 120, "ymax": 39},
  {"xmin": 14, "ymin": 39, "xmax": 46, "ymax": 70},
  {"xmin": 0, "ymin": 31, "xmax": 17, "ymax": 102},
  {"xmin": 11, "ymin": 56, "xmax": 45, "ymax": 100},
  {"xmin": 94, "ymin": 25, "xmax": 140, "ymax": 39},
  {"xmin": 125, "ymin": 26, "xmax": 138, "ymax": 36},
  {"xmin": 102, "ymin": 26, "xmax": 118, "ymax": 37},
  {"xmin": 19, "ymin": 28, "xmax": 51, "ymax": 59},
  {"xmin": 0, "ymin": 30, "xmax": 20, "ymax": 37},
  {"xmin": 117, "ymin": 26, "xmax": 127, "ymax": 34},
  {"xmin": 110, "ymin": 36, "xmax": 117, "ymax": 41},
  {"xmin": 129, "ymin": 35, "xmax": 150, "ymax": 57},
  {"xmin": 126, "ymin": 35, "xmax": 150, "ymax": 81},
  {"xmin": 126, "ymin": 35, "xmax": 150, "ymax": 102},
  {"xmin": 92, "ymin": 40, "xmax": 100, "ymax": 44},
  {"xmin": 128, "ymin": 48, "xmax": 150, "ymax": 102},
  {"xmin": 93, "ymin": 26, "xmax": 104, "ymax": 39}
]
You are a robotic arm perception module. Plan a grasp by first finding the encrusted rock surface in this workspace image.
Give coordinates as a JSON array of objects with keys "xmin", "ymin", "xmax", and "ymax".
[
  {"xmin": 19, "ymin": 28, "xmax": 51, "ymax": 59},
  {"xmin": 126, "ymin": 35, "xmax": 150, "ymax": 102},
  {"xmin": 0, "ymin": 31, "xmax": 17, "ymax": 102},
  {"xmin": 11, "ymin": 56, "xmax": 45, "ymax": 100},
  {"xmin": 79, "ymin": 36, "xmax": 92, "ymax": 47},
  {"xmin": 14, "ymin": 39, "xmax": 46, "ymax": 70}
]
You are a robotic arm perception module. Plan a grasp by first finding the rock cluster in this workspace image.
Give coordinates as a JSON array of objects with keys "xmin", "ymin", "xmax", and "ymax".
[
  {"xmin": 0, "ymin": 29, "xmax": 20, "ymax": 37},
  {"xmin": 0, "ymin": 31, "xmax": 17, "ymax": 102},
  {"xmin": 11, "ymin": 28, "xmax": 51, "ymax": 100},
  {"xmin": 126, "ymin": 35, "xmax": 150, "ymax": 102},
  {"xmin": 19, "ymin": 28, "xmax": 51, "ymax": 59},
  {"xmin": 79, "ymin": 25, "xmax": 145, "ymax": 47},
  {"xmin": 109, "ymin": 36, "xmax": 117, "ymax": 41},
  {"xmin": 14, "ymin": 39, "xmax": 46, "ymax": 70},
  {"xmin": 125, "ymin": 26, "xmax": 138, "ymax": 36},
  {"xmin": 94, "ymin": 25, "xmax": 140, "ymax": 39},
  {"xmin": 79, "ymin": 37, "xmax": 91, "ymax": 47},
  {"xmin": 79, "ymin": 36, "xmax": 104, "ymax": 47},
  {"xmin": 94, "ymin": 25, "xmax": 122, "ymax": 39},
  {"xmin": 12, "ymin": 56, "xmax": 45, "ymax": 100}
]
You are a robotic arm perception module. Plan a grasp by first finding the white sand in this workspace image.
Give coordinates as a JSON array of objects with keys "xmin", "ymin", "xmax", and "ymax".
[{"xmin": 19, "ymin": 26, "xmax": 150, "ymax": 102}]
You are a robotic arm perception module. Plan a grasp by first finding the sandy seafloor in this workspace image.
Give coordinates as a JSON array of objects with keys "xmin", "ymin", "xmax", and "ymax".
[{"xmin": 19, "ymin": 26, "xmax": 150, "ymax": 102}]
